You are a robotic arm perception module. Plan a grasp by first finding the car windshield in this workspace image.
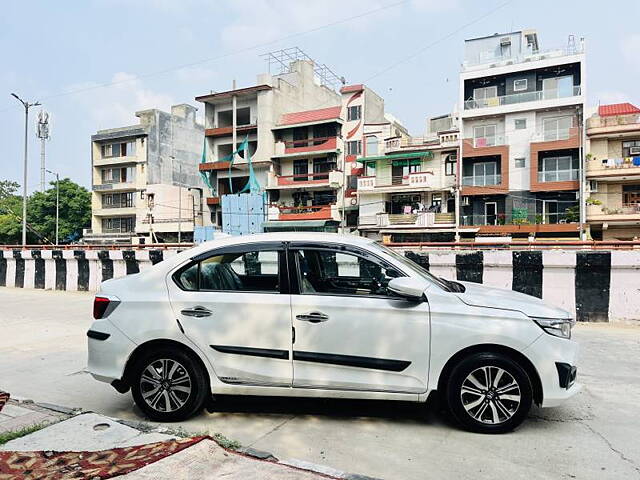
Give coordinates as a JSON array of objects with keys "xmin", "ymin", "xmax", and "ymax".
[{"xmin": 370, "ymin": 242, "xmax": 462, "ymax": 293}]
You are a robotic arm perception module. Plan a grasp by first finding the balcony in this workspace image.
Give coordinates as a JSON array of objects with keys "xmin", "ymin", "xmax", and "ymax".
[
  {"xmin": 460, "ymin": 213, "xmax": 579, "ymax": 234},
  {"xmin": 270, "ymin": 204, "xmax": 336, "ymax": 221},
  {"xmin": 463, "ymin": 45, "xmax": 584, "ymax": 70},
  {"xmin": 587, "ymin": 157, "xmax": 640, "ymax": 180},
  {"xmin": 471, "ymin": 135, "xmax": 508, "ymax": 148},
  {"xmin": 357, "ymin": 172, "xmax": 438, "ymax": 191},
  {"xmin": 587, "ymin": 202, "xmax": 640, "ymax": 222},
  {"xmin": 269, "ymin": 170, "xmax": 341, "ymax": 189},
  {"xmin": 537, "ymin": 169, "xmax": 579, "ymax": 183},
  {"xmin": 92, "ymin": 182, "xmax": 136, "ymax": 192},
  {"xmin": 464, "ymin": 86, "xmax": 582, "ymax": 111},
  {"xmin": 377, "ymin": 212, "xmax": 436, "ymax": 228},
  {"xmin": 205, "ymin": 119, "xmax": 258, "ymax": 137},
  {"xmin": 461, "ymin": 174, "xmax": 502, "ymax": 187},
  {"xmin": 274, "ymin": 137, "xmax": 338, "ymax": 157}
]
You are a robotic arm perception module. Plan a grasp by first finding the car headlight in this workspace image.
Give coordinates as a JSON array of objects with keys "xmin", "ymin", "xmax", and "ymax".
[{"xmin": 531, "ymin": 317, "xmax": 575, "ymax": 339}]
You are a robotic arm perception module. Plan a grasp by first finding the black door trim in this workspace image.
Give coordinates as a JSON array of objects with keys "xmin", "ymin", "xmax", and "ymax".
[
  {"xmin": 87, "ymin": 330, "xmax": 110, "ymax": 341},
  {"xmin": 292, "ymin": 350, "xmax": 410, "ymax": 372},
  {"xmin": 211, "ymin": 345, "xmax": 289, "ymax": 360}
]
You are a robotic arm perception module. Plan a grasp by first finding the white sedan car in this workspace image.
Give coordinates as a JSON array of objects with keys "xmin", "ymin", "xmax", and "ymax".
[{"xmin": 88, "ymin": 233, "xmax": 579, "ymax": 433}]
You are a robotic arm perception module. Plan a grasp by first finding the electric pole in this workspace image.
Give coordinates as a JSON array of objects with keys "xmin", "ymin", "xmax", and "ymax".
[
  {"xmin": 11, "ymin": 93, "xmax": 41, "ymax": 246},
  {"xmin": 36, "ymin": 110, "xmax": 51, "ymax": 191},
  {"xmin": 45, "ymin": 169, "xmax": 59, "ymax": 244}
]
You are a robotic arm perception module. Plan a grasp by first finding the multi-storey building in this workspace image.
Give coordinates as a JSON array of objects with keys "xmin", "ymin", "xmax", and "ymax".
[
  {"xmin": 356, "ymin": 114, "xmax": 459, "ymax": 242},
  {"xmin": 458, "ymin": 30, "xmax": 586, "ymax": 240},
  {"xmin": 196, "ymin": 50, "xmax": 395, "ymax": 232},
  {"xmin": 586, "ymin": 103, "xmax": 640, "ymax": 240},
  {"xmin": 86, "ymin": 104, "xmax": 205, "ymax": 244}
]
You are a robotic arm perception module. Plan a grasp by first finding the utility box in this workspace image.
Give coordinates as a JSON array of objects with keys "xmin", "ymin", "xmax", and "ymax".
[{"xmin": 221, "ymin": 193, "xmax": 265, "ymax": 236}]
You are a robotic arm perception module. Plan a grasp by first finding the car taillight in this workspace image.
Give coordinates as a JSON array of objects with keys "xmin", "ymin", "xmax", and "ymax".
[{"xmin": 93, "ymin": 296, "xmax": 111, "ymax": 319}]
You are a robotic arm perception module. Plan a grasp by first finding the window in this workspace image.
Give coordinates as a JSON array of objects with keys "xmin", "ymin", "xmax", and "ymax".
[
  {"xmin": 176, "ymin": 250, "xmax": 280, "ymax": 293},
  {"xmin": 469, "ymin": 162, "xmax": 498, "ymax": 186},
  {"xmin": 346, "ymin": 140, "xmax": 362, "ymax": 156},
  {"xmin": 539, "ymin": 156, "xmax": 578, "ymax": 182},
  {"xmin": 543, "ymin": 116, "xmax": 573, "ymax": 141},
  {"xmin": 365, "ymin": 161, "xmax": 376, "ymax": 177},
  {"xmin": 102, "ymin": 192, "xmax": 134, "ymax": 208},
  {"xmin": 515, "ymin": 118, "xmax": 527, "ymax": 130},
  {"xmin": 366, "ymin": 136, "xmax": 378, "ymax": 155},
  {"xmin": 101, "ymin": 141, "xmax": 136, "ymax": 158},
  {"xmin": 542, "ymin": 76, "xmax": 574, "ymax": 99},
  {"xmin": 473, "ymin": 86, "xmax": 498, "ymax": 100},
  {"xmin": 445, "ymin": 152, "xmax": 457, "ymax": 176},
  {"xmin": 295, "ymin": 249, "xmax": 400, "ymax": 297},
  {"xmin": 623, "ymin": 140, "xmax": 640, "ymax": 157},
  {"xmin": 101, "ymin": 166, "xmax": 135, "ymax": 184},
  {"xmin": 102, "ymin": 217, "xmax": 135, "ymax": 233},
  {"xmin": 293, "ymin": 160, "xmax": 308, "ymax": 182},
  {"xmin": 513, "ymin": 79, "xmax": 528, "ymax": 91},
  {"xmin": 312, "ymin": 157, "xmax": 336, "ymax": 180},
  {"xmin": 347, "ymin": 105, "xmax": 361, "ymax": 121},
  {"xmin": 515, "ymin": 157, "xmax": 526, "ymax": 168},
  {"xmin": 473, "ymin": 124, "xmax": 497, "ymax": 147}
]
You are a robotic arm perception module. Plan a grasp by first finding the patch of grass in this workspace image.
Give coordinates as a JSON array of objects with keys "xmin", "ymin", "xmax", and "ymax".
[
  {"xmin": 0, "ymin": 423, "xmax": 47, "ymax": 446},
  {"xmin": 211, "ymin": 432, "xmax": 242, "ymax": 450}
]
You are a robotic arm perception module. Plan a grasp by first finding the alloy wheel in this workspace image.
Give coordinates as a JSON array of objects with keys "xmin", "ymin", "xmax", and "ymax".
[
  {"xmin": 460, "ymin": 366, "xmax": 521, "ymax": 425},
  {"xmin": 140, "ymin": 358, "xmax": 192, "ymax": 412}
]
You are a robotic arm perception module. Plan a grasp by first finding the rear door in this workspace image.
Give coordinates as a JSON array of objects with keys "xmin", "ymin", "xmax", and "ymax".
[
  {"xmin": 167, "ymin": 242, "xmax": 293, "ymax": 387},
  {"xmin": 288, "ymin": 243, "xmax": 430, "ymax": 394}
]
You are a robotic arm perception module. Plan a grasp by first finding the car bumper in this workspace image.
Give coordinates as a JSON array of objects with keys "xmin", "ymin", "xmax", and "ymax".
[
  {"xmin": 524, "ymin": 332, "xmax": 581, "ymax": 408},
  {"xmin": 87, "ymin": 318, "xmax": 137, "ymax": 385}
]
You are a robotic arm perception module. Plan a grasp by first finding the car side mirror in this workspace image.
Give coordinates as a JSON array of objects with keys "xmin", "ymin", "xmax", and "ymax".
[{"xmin": 388, "ymin": 277, "xmax": 427, "ymax": 301}]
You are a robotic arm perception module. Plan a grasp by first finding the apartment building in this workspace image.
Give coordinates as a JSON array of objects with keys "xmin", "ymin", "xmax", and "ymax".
[
  {"xmin": 196, "ymin": 50, "xmax": 393, "ymax": 232},
  {"xmin": 86, "ymin": 105, "xmax": 205, "ymax": 244},
  {"xmin": 356, "ymin": 114, "xmax": 459, "ymax": 243},
  {"xmin": 458, "ymin": 30, "xmax": 586, "ymax": 240},
  {"xmin": 586, "ymin": 103, "xmax": 640, "ymax": 240}
]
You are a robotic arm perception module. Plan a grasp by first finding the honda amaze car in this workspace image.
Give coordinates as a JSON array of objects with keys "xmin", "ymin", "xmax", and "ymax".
[{"xmin": 87, "ymin": 233, "xmax": 579, "ymax": 433}]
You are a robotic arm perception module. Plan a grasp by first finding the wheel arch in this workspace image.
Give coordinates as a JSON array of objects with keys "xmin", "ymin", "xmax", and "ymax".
[
  {"xmin": 120, "ymin": 338, "xmax": 212, "ymax": 391},
  {"xmin": 436, "ymin": 343, "xmax": 543, "ymax": 406}
]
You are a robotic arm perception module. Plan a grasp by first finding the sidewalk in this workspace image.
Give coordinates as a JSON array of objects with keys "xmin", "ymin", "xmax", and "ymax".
[{"xmin": 0, "ymin": 399, "xmax": 379, "ymax": 479}]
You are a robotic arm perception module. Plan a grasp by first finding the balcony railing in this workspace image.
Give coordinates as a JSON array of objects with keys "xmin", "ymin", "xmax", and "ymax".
[
  {"xmin": 461, "ymin": 174, "xmax": 501, "ymax": 187},
  {"xmin": 464, "ymin": 86, "xmax": 581, "ymax": 110},
  {"xmin": 274, "ymin": 204, "xmax": 335, "ymax": 221},
  {"xmin": 461, "ymin": 212, "xmax": 578, "ymax": 226},
  {"xmin": 537, "ymin": 169, "xmax": 579, "ymax": 182},
  {"xmin": 357, "ymin": 172, "xmax": 436, "ymax": 190},
  {"xmin": 377, "ymin": 212, "xmax": 436, "ymax": 228},
  {"xmin": 532, "ymin": 129, "xmax": 573, "ymax": 142},
  {"xmin": 594, "ymin": 158, "xmax": 640, "ymax": 169},
  {"xmin": 472, "ymin": 135, "xmax": 508, "ymax": 148},
  {"xmin": 276, "ymin": 170, "xmax": 336, "ymax": 186},
  {"xmin": 463, "ymin": 45, "xmax": 584, "ymax": 69}
]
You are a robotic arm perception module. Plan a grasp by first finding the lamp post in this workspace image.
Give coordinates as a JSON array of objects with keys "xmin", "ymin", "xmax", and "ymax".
[
  {"xmin": 45, "ymin": 169, "xmax": 60, "ymax": 245},
  {"xmin": 11, "ymin": 93, "xmax": 41, "ymax": 246}
]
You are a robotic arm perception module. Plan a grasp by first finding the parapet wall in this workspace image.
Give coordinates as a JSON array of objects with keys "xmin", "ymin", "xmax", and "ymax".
[{"xmin": 0, "ymin": 248, "xmax": 638, "ymax": 323}]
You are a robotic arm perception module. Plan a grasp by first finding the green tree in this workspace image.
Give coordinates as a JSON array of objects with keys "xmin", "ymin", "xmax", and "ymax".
[
  {"xmin": 28, "ymin": 179, "xmax": 91, "ymax": 243},
  {"xmin": 0, "ymin": 180, "xmax": 22, "ymax": 244}
]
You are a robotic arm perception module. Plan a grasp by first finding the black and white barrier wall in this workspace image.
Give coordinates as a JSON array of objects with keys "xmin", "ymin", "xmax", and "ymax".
[{"xmin": 0, "ymin": 248, "xmax": 638, "ymax": 323}]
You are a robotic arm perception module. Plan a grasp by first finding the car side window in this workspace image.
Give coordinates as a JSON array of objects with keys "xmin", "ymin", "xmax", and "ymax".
[
  {"xmin": 295, "ymin": 249, "xmax": 400, "ymax": 297},
  {"xmin": 175, "ymin": 250, "xmax": 280, "ymax": 293}
]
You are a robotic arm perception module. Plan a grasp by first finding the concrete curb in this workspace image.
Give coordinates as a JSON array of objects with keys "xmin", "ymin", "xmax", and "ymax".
[{"xmin": 23, "ymin": 401, "xmax": 384, "ymax": 480}]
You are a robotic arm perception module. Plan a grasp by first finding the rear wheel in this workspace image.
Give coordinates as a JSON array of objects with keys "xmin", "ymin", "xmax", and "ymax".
[
  {"xmin": 446, "ymin": 352, "xmax": 533, "ymax": 433},
  {"xmin": 131, "ymin": 347, "xmax": 209, "ymax": 422}
]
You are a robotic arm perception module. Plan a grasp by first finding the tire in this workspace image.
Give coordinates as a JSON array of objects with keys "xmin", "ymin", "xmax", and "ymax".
[
  {"xmin": 446, "ymin": 352, "xmax": 533, "ymax": 434},
  {"xmin": 131, "ymin": 347, "xmax": 209, "ymax": 422}
]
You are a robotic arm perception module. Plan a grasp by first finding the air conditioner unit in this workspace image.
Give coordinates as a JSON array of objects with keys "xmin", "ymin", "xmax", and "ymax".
[
  {"xmin": 461, "ymin": 196, "xmax": 470, "ymax": 206},
  {"xmin": 589, "ymin": 180, "xmax": 598, "ymax": 193},
  {"xmin": 630, "ymin": 146, "xmax": 640, "ymax": 155}
]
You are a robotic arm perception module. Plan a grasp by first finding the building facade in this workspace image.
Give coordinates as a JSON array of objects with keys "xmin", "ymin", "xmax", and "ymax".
[
  {"xmin": 356, "ymin": 114, "xmax": 459, "ymax": 243},
  {"xmin": 586, "ymin": 103, "xmax": 640, "ymax": 240},
  {"xmin": 86, "ymin": 104, "xmax": 205, "ymax": 244},
  {"xmin": 458, "ymin": 30, "xmax": 586, "ymax": 240}
]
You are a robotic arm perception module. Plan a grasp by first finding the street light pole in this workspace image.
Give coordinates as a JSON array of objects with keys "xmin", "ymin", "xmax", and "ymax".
[
  {"xmin": 46, "ymin": 169, "xmax": 60, "ymax": 245},
  {"xmin": 11, "ymin": 93, "xmax": 41, "ymax": 246}
]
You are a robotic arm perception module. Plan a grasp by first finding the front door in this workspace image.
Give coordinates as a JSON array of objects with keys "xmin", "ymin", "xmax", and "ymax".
[
  {"xmin": 484, "ymin": 202, "xmax": 497, "ymax": 225},
  {"xmin": 288, "ymin": 244, "xmax": 430, "ymax": 393},
  {"xmin": 167, "ymin": 243, "xmax": 293, "ymax": 387}
]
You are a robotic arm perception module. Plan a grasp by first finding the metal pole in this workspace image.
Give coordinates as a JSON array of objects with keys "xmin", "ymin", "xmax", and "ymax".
[
  {"xmin": 340, "ymin": 162, "xmax": 347, "ymax": 233},
  {"xmin": 178, "ymin": 162, "xmax": 182, "ymax": 243},
  {"xmin": 455, "ymin": 117, "xmax": 462, "ymax": 242},
  {"xmin": 22, "ymin": 105, "xmax": 28, "ymax": 246},
  {"xmin": 55, "ymin": 173, "xmax": 59, "ymax": 245},
  {"xmin": 578, "ymin": 106, "xmax": 586, "ymax": 240},
  {"xmin": 40, "ymin": 137, "xmax": 46, "ymax": 192}
]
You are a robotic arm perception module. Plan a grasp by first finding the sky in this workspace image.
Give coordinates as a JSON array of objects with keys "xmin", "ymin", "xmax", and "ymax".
[{"xmin": 1, "ymin": 0, "xmax": 639, "ymax": 191}]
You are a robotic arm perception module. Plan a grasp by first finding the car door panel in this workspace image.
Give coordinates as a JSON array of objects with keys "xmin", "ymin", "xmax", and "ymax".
[
  {"xmin": 167, "ymin": 247, "xmax": 293, "ymax": 387},
  {"xmin": 289, "ymin": 246, "xmax": 430, "ymax": 394}
]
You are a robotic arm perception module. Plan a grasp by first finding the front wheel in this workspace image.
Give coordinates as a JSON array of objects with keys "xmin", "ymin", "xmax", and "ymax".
[
  {"xmin": 446, "ymin": 352, "xmax": 533, "ymax": 433},
  {"xmin": 131, "ymin": 347, "xmax": 209, "ymax": 422}
]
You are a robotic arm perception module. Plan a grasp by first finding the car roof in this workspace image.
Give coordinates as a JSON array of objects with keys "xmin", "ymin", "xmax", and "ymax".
[{"xmin": 197, "ymin": 232, "xmax": 374, "ymax": 251}]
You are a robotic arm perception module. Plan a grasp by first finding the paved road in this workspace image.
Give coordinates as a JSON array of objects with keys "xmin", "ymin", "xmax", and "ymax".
[{"xmin": 1, "ymin": 288, "xmax": 639, "ymax": 479}]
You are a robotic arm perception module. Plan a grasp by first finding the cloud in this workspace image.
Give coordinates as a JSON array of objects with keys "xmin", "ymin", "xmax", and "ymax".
[
  {"xmin": 69, "ymin": 72, "xmax": 175, "ymax": 129},
  {"xmin": 594, "ymin": 90, "xmax": 630, "ymax": 105}
]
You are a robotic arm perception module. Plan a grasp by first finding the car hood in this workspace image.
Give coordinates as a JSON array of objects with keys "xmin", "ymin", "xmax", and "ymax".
[{"xmin": 453, "ymin": 281, "xmax": 572, "ymax": 319}]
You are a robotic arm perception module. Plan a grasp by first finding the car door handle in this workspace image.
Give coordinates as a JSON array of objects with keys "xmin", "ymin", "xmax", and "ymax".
[
  {"xmin": 296, "ymin": 312, "xmax": 329, "ymax": 323},
  {"xmin": 181, "ymin": 306, "xmax": 212, "ymax": 318}
]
